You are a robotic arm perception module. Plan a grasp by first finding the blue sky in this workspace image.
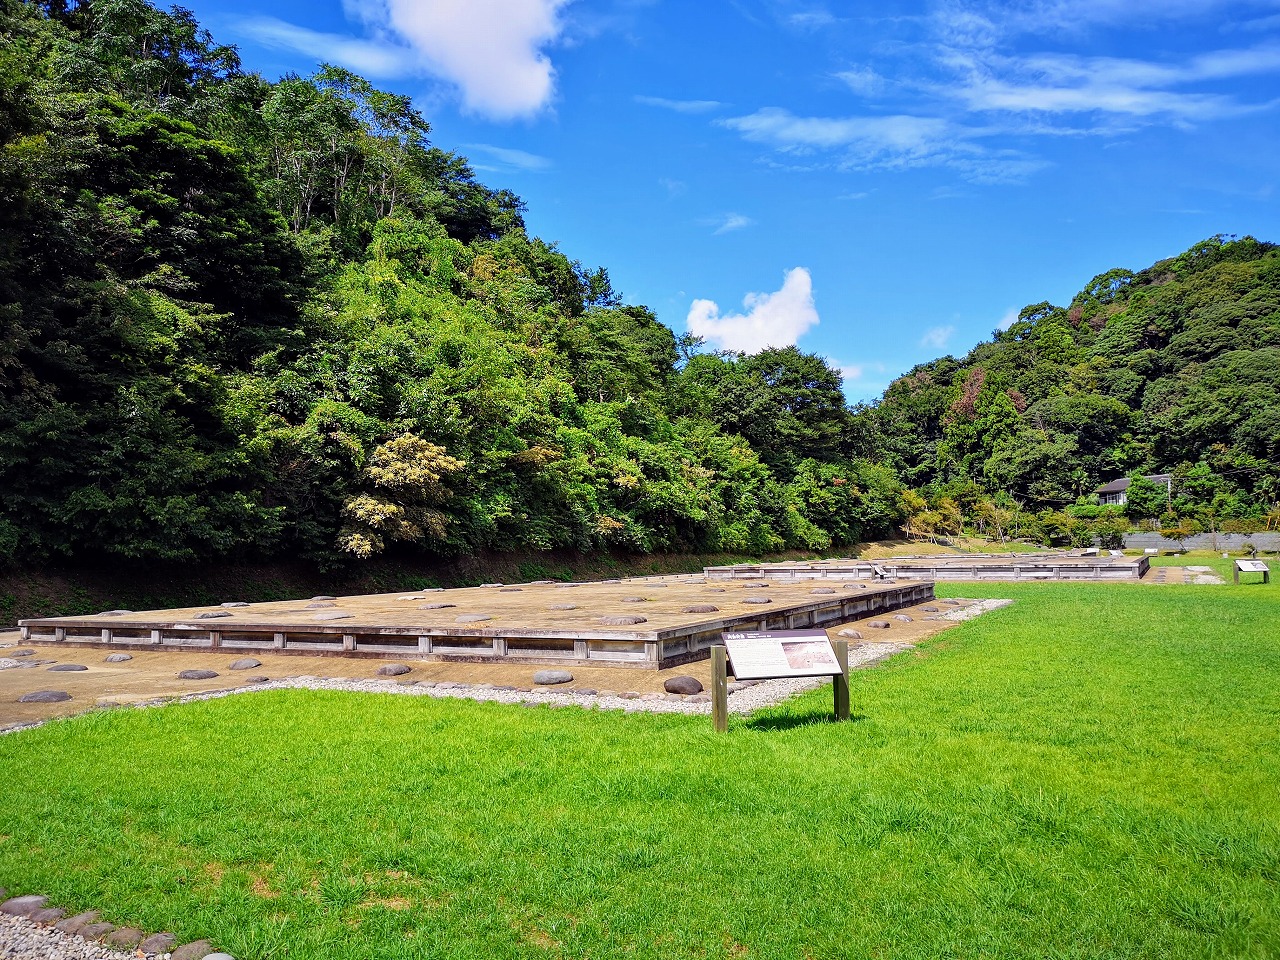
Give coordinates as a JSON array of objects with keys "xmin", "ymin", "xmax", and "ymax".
[{"xmin": 181, "ymin": 0, "xmax": 1280, "ymax": 401}]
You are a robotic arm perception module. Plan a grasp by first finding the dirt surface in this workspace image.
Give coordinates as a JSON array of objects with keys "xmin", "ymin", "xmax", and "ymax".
[{"xmin": 0, "ymin": 597, "xmax": 975, "ymax": 729}]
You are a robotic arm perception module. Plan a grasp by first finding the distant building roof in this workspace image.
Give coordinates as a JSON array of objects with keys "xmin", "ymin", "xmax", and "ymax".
[{"xmin": 1095, "ymin": 473, "xmax": 1173, "ymax": 495}]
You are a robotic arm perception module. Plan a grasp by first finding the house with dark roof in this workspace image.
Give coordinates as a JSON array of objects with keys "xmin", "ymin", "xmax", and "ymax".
[{"xmin": 1095, "ymin": 473, "xmax": 1173, "ymax": 507}]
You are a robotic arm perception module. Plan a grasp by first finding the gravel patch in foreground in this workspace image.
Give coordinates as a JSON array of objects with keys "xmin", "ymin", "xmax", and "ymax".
[{"xmin": 0, "ymin": 915, "xmax": 141, "ymax": 960}]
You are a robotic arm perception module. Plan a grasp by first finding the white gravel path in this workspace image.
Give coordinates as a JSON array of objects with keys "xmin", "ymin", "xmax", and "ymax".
[{"xmin": 0, "ymin": 916, "xmax": 140, "ymax": 960}]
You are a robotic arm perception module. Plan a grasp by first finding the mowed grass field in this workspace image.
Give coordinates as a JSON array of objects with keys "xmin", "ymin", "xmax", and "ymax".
[{"xmin": 1, "ymin": 579, "xmax": 1278, "ymax": 959}]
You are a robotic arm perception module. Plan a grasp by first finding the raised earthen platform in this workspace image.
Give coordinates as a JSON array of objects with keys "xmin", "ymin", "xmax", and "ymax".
[
  {"xmin": 706, "ymin": 551, "xmax": 1149, "ymax": 583},
  {"xmin": 17, "ymin": 575, "xmax": 934, "ymax": 668}
]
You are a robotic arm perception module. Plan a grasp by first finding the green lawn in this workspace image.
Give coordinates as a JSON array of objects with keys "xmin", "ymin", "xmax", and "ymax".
[{"xmin": 2, "ymin": 581, "xmax": 1278, "ymax": 959}]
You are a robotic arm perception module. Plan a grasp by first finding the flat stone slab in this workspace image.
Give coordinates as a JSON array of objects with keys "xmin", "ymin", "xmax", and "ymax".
[
  {"xmin": 376, "ymin": 664, "xmax": 411, "ymax": 677},
  {"xmin": 228, "ymin": 658, "xmax": 262, "ymax": 670},
  {"xmin": 837, "ymin": 629, "xmax": 863, "ymax": 639},
  {"xmin": 17, "ymin": 690, "xmax": 72, "ymax": 703},
  {"xmin": 196, "ymin": 611, "xmax": 233, "ymax": 619},
  {"xmin": 178, "ymin": 669, "xmax": 219, "ymax": 680},
  {"xmin": 47, "ymin": 664, "xmax": 88, "ymax": 671},
  {"xmin": 104, "ymin": 653, "xmax": 133, "ymax": 662},
  {"xmin": 105, "ymin": 927, "xmax": 146, "ymax": 947},
  {"xmin": 599, "ymin": 616, "xmax": 646, "ymax": 625},
  {"xmin": 682, "ymin": 605, "xmax": 719, "ymax": 613},
  {"xmin": 1, "ymin": 895, "xmax": 48, "ymax": 917},
  {"xmin": 54, "ymin": 911, "xmax": 99, "ymax": 934},
  {"xmin": 533, "ymin": 669, "xmax": 573, "ymax": 685},
  {"xmin": 171, "ymin": 938, "xmax": 213, "ymax": 960},
  {"xmin": 866, "ymin": 620, "xmax": 891, "ymax": 629},
  {"xmin": 139, "ymin": 932, "xmax": 178, "ymax": 954}
]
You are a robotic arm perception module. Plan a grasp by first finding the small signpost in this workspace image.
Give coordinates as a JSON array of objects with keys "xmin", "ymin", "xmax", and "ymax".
[
  {"xmin": 1234, "ymin": 559, "xmax": 1271, "ymax": 584},
  {"xmin": 711, "ymin": 629, "xmax": 850, "ymax": 732}
]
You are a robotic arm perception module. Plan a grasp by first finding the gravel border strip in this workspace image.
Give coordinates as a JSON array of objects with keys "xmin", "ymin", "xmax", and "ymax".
[{"xmin": 0, "ymin": 914, "xmax": 143, "ymax": 960}]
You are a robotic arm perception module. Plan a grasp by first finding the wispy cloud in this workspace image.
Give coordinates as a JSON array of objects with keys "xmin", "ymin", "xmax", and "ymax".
[
  {"xmin": 463, "ymin": 143, "xmax": 553, "ymax": 171},
  {"xmin": 788, "ymin": 9, "xmax": 843, "ymax": 30},
  {"xmin": 996, "ymin": 306, "xmax": 1020, "ymax": 331},
  {"xmin": 659, "ymin": 177, "xmax": 687, "ymax": 197},
  {"xmin": 919, "ymin": 325, "xmax": 955, "ymax": 349},
  {"xmin": 235, "ymin": 16, "xmax": 418, "ymax": 77},
  {"xmin": 721, "ymin": 107, "xmax": 951, "ymax": 153},
  {"xmin": 834, "ymin": 66, "xmax": 889, "ymax": 97},
  {"xmin": 963, "ymin": 0, "xmax": 1280, "ymax": 37},
  {"xmin": 720, "ymin": 107, "xmax": 1044, "ymax": 182},
  {"xmin": 706, "ymin": 213, "xmax": 755, "ymax": 234},
  {"xmin": 687, "ymin": 268, "xmax": 819, "ymax": 353},
  {"xmin": 635, "ymin": 95, "xmax": 724, "ymax": 113},
  {"xmin": 942, "ymin": 43, "xmax": 1280, "ymax": 121}
]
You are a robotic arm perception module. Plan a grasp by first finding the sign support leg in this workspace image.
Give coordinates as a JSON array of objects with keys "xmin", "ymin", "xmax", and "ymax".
[
  {"xmin": 832, "ymin": 638, "xmax": 850, "ymax": 722},
  {"xmin": 712, "ymin": 644, "xmax": 729, "ymax": 733}
]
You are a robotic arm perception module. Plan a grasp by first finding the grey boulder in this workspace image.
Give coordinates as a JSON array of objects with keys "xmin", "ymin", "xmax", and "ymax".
[
  {"xmin": 178, "ymin": 669, "xmax": 219, "ymax": 680},
  {"xmin": 663, "ymin": 676, "xmax": 703, "ymax": 695},
  {"xmin": 228, "ymin": 658, "xmax": 262, "ymax": 670},
  {"xmin": 533, "ymin": 669, "xmax": 574, "ymax": 685},
  {"xmin": 376, "ymin": 664, "xmax": 411, "ymax": 677}
]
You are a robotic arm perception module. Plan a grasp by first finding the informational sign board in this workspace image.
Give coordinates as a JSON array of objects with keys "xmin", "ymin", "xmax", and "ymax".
[
  {"xmin": 722, "ymin": 629, "xmax": 842, "ymax": 680},
  {"xmin": 1234, "ymin": 559, "xmax": 1270, "ymax": 584}
]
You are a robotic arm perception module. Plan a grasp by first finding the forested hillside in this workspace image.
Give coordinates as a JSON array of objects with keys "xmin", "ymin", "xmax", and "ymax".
[
  {"xmin": 0, "ymin": 0, "xmax": 900, "ymax": 569},
  {"xmin": 862, "ymin": 235, "xmax": 1280, "ymax": 543},
  {"xmin": 3, "ymin": 0, "xmax": 1279, "ymax": 574}
]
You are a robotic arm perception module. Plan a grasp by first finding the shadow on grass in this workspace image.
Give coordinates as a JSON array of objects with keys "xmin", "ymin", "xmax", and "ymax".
[{"xmin": 742, "ymin": 711, "xmax": 869, "ymax": 732}]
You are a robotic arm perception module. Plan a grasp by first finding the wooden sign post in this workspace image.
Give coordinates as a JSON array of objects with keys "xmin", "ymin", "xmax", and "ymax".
[{"xmin": 711, "ymin": 630, "xmax": 851, "ymax": 732}]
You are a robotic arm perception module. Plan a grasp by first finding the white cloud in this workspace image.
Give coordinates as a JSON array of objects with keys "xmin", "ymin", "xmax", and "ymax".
[
  {"xmin": 687, "ymin": 268, "xmax": 819, "ymax": 354},
  {"xmin": 708, "ymin": 213, "xmax": 755, "ymax": 234},
  {"xmin": 635, "ymin": 95, "xmax": 724, "ymax": 113},
  {"xmin": 837, "ymin": 362, "xmax": 864, "ymax": 383},
  {"xmin": 659, "ymin": 177, "xmax": 687, "ymax": 197},
  {"xmin": 788, "ymin": 9, "xmax": 842, "ymax": 29},
  {"xmin": 463, "ymin": 143, "xmax": 553, "ymax": 170},
  {"xmin": 343, "ymin": 0, "xmax": 571, "ymax": 119},
  {"xmin": 971, "ymin": 0, "xmax": 1280, "ymax": 37},
  {"xmin": 236, "ymin": 17, "xmax": 418, "ymax": 77},
  {"xmin": 720, "ymin": 107, "xmax": 1043, "ymax": 182},
  {"xmin": 835, "ymin": 67, "xmax": 889, "ymax": 96},
  {"xmin": 943, "ymin": 44, "xmax": 1280, "ymax": 121},
  {"xmin": 919, "ymin": 325, "xmax": 955, "ymax": 349},
  {"xmin": 722, "ymin": 107, "xmax": 951, "ymax": 153},
  {"xmin": 996, "ymin": 306, "xmax": 1020, "ymax": 331}
]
